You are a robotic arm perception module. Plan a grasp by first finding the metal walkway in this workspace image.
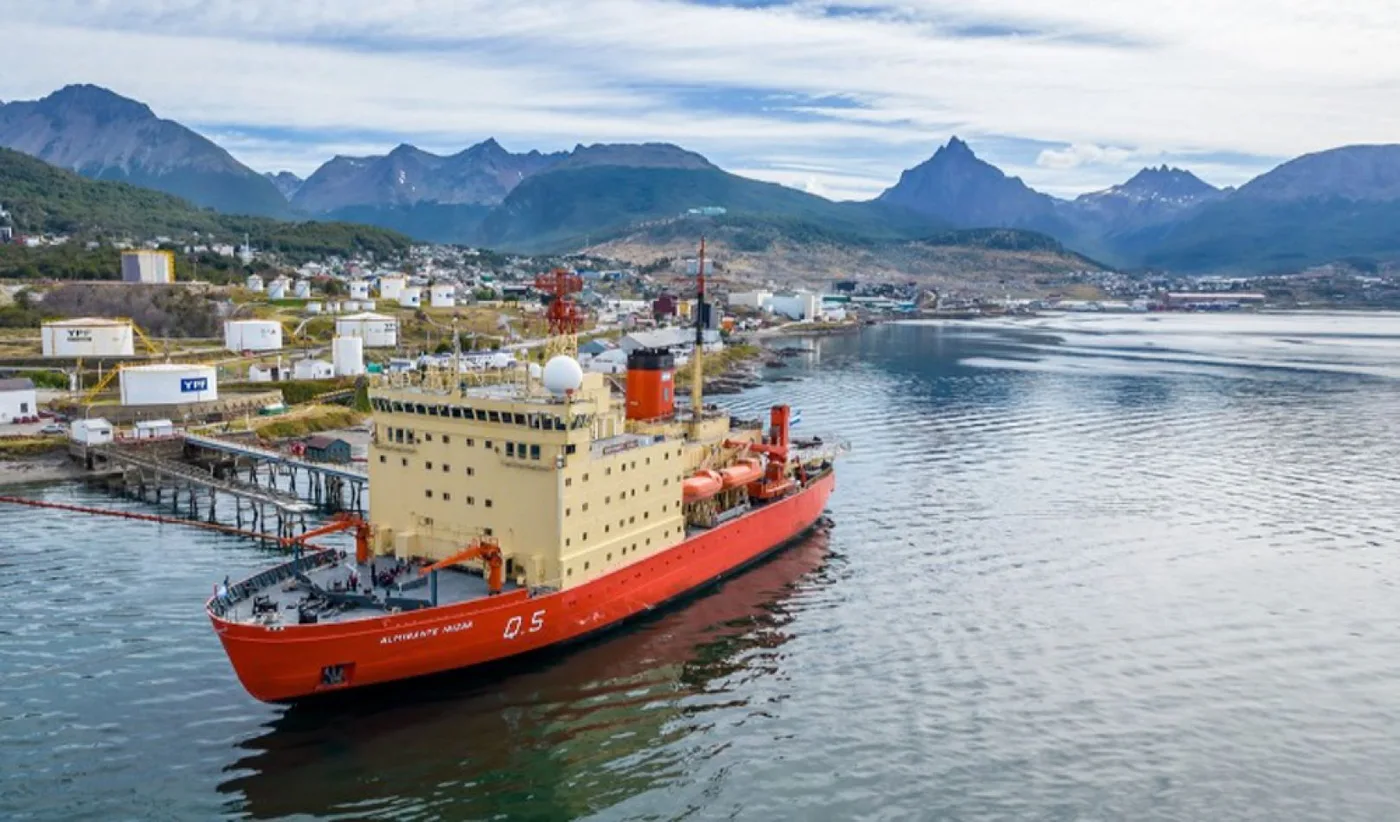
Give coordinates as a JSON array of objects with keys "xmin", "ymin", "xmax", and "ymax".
[
  {"xmin": 183, "ymin": 434, "xmax": 368, "ymax": 482},
  {"xmin": 92, "ymin": 442, "xmax": 316, "ymax": 514}
]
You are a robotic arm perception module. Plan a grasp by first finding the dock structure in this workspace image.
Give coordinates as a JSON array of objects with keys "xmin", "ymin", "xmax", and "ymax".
[
  {"xmin": 83, "ymin": 440, "xmax": 315, "ymax": 543},
  {"xmin": 183, "ymin": 433, "xmax": 368, "ymax": 513}
]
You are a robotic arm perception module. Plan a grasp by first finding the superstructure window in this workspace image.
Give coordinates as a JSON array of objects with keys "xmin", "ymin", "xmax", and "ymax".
[
  {"xmin": 485, "ymin": 440, "xmax": 493, "ymax": 449},
  {"xmin": 379, "ymin": 455, "xmax": 386, "ymax": 463},
  {"xmin": 530, "ymin": 444, "xmax": 540, "ymax": 460},
  {"xmin": 466, "ymin": 467, "xmax": 475, "ymax": 476},
  {"xmin": 443, "ymin": 464, "xmax": 450, "ymax": 473},
  {"xmin": 424, "ymin": 433, "xmax": 433, "ymax": 441},
  {"xmin": 506, "ymin": 443, "xmax": 515, "ymax": 458},
  {"xmin": 467, "ymin": 496, "xmax": 475, "ymax": 505},
  {"xmin": 467, "ymin": 438, "xmax": 475, "ymax": 447},
  {"xmin": 426, "ymin": 461, "xmax": 433, "ymax": 470},
  {"xmin": 485, "ymin": 499, "xmax": 493, "ymax": 508},
  {"xmin": 443, "ymin": 493, "xmax": 451, "ymax": 501},
  {"xmin": 425, "ymin": 490, "xmax": 433, "ymax": 498},
  {"xmin": 443, "ymin": 435, "xmax": 451, "ymax": 444}
]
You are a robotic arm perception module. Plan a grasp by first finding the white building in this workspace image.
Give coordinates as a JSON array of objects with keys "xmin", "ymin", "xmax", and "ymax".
[
  {"xmin": 293, "ymin": 358, "xmax": 334, "ymax": 380},
  {"xmin": 430, "ymin": 284, "xmax": 456, "ymax": 308},
  {"xmin": 70, "ymin": 418, "xmax": 114, "ymax": 444},
  {"xmin": 336, "ymin": 312, "xmax": 398, "ymax": 348},
  {"xmin": 728, "ymin": 290, "xmax": 773, "ymax": 310},
  {"xmin": 398, "ymin": 286, "xmax": 422, "ymax": 308},
  {"xmin": 0, "ymin": 378, "xmax": 37, "ymax": 423},
  {"xmin": 134, "ymin": 419, "xmax": 176, "ymax": 439},
  {"xmin": 245, "ymin": 274, "xmax": 264, "ymax": 292},
  {"xmin": 767, "ymin": 291, "xmax": 824, "ymax": 321},
  {"xmin": 349, "ymin": 280, "xmax": 371, "ymax": 300},
  {"xmin": 378, "ymin": 276, "xmax": 407, "ymax": 301},
  {"xmin": 332, "ymin": 336, "xmax": 365, "ymax": 377},
  {"xmin": 585, "ymin": 348, "xmax": 629, "ymax": 374}
]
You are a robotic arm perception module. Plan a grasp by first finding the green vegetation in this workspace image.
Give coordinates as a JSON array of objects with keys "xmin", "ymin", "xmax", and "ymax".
[
  {"xmin": 254, "ymin": 406, "xmax": 363, "ymax": 439},
  {"xmin": 25, "ymin": 370, "xmax": 69, "ymax": 390},
  {"xmin": 0, "ymin": 437, "xmax": 66, "ymax": 457},
  {"xmin": 277, "ymin": 378, "xmax": 357, "ymax": 406},
  {"xmin": 478, "ymin": 166, "xmax": 939, "ymax": 252},
  {"xmin": 0, "ymin": 148, "xmax": 413, "ymax": 266}
]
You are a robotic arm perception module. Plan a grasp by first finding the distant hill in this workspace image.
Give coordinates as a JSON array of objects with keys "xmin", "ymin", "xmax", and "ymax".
[
  {"xmin": 292, "ymin": 139, "xmax": 564, "ymax": 214},
  {"xmin": 0, "ymin": 85, "xmax": 290, "ymax": 217},
  {"xmin": 590, "ymin": 218, "xmax": 1100, "ymax": 292},
  {"xmin": 477, "ymin": 157, "xmax": 936, "ymax": 252},
  {"xmin": 1113, "ymin": 146, "xmax": 1400, "ymax": 271},
  {"xmin": 0, "ymin": 148, "xmax": 410, "ymax": 264},
  {"xmin": 878, "ymin": 138, "xmax": 1069, "ymax": 237},
  {"xmin": 264, "ymin": 171, "xmax": 304, "ymax": 199}
]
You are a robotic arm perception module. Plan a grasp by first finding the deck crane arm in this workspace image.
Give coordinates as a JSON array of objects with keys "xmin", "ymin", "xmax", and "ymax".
[
  {"xmin": 419, "ymin": 538, "xmax": 504, "ymax": 595},
  {"xmin": 283, "ymin": 512, "xmax": 372, "ymax": 563}
]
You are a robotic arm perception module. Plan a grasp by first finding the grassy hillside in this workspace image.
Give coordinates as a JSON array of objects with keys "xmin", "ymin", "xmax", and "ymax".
[
  {"xmin": 1117, "ymin": 196, "xmax": 1400, "ymax": 273},
  {"xmin": 477, "ymin": 166, "xmax": 940, "ymax": 252},
  {"xmin": 0, "ymin": 148, "xmax": 411, "ymax": 262}
]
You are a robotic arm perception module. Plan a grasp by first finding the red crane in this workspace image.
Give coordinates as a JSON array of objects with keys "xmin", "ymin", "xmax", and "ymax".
[{"xmin": 533, "ymin": 268, "xmax": 585, "ymax": 336}]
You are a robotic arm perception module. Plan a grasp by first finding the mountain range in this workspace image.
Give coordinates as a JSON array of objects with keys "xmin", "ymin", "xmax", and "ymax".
[{"xmin": 6, "ymin": 84, "xmax": 1400, "ymax": 273}]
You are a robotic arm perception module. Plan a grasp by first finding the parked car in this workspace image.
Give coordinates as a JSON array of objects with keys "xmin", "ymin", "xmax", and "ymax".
[{"xmin": 39, "ymin": 423, "xmax": 66, "ymax": 435}]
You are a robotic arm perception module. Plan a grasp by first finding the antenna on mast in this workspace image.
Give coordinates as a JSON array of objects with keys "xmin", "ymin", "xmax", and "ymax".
[{"xmin": 690, "ymin": 237, "xmax": 706, "ymax": 437}]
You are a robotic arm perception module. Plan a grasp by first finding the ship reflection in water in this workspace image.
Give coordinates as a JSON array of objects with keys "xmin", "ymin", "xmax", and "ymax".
[{"xmin": 218, "ymin": 532, "xmax": 836, "ymax": 820}]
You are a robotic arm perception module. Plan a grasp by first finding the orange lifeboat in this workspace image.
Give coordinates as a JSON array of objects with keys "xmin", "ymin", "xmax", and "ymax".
[
  {"xmin": 718, "ymin": 459, "xmax": 763, "ymax": 490},
  {"xmin": 682, "ymin": 470, "xmax": 723, "ymax": 502}
]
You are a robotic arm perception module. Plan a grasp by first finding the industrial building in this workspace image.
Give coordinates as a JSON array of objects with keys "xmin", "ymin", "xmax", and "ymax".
[
  {"xmin": 398, "ymin": 287, "xmax": 422, "ymax": 308},
  {"xmin": 0, "ymin": 378, "xmax": 38, "ymax": 423},
  {"xmin": 41, "ymin": 318, "xmax": 136, "ymax": 358},
  {"xmin": 224, "ymin": 319, "xmax": 283, "ymax": 352},
  {"xmin": 349, "ymin": 281, "xmax": 371, "ymax": 300},
  {"xmin": 335, "ymin": 312, "xmax": 398, "ymax": 348},
  {"xmin": 304, "ymin": 434, "xmax": 353, "ymax": 464},
  {"xmin": 119, "ymin": 364, "xmax": 218, "ymax": 406},
  {"xmin": 121, "ymin": 250, "xmax": 175, "ymax": 284}
]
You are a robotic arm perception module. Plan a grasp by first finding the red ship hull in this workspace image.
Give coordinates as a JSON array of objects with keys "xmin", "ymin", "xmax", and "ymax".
[{"xmin": 211, "ymin": 470, "xmax": 835, "ymax": 702}]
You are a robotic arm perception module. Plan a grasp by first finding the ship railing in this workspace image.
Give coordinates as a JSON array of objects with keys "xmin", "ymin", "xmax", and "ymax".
[{"xmin": 209, "ymin": 549, "xmax": 340, "ymax": 618}]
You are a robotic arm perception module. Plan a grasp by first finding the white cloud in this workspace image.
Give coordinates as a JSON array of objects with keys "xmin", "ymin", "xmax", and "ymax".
[{"xmin": 4, "ymin": 0, "xmax": 1400, "ymax": 196}]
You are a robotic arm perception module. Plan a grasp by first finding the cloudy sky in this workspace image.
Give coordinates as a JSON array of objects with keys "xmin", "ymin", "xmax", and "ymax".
[{"xmin": 6, "ymin": 0, "xmax": 1400, "ymax": 199}]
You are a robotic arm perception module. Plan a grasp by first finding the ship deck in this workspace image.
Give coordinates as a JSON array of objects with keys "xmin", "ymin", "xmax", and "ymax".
[{"xmin": 214, "ymin": 551, "xmax": 517, "ymax": 626}]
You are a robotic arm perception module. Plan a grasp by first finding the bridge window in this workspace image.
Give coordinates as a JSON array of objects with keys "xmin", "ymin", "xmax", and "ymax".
[
  {"xmin": 530, "ymin": 445, "xmax": 540, "ymax": 460},
  {"xmin": 514, "ymin": 413, "xmax": 525, "ymax": 425},
  {"xmin": 488, "ymin": 411, "xmax": 501, "ymax": 423},
  {"xmin": 506, "ymin": 443, "xmax": 515, "ymax": 458}
]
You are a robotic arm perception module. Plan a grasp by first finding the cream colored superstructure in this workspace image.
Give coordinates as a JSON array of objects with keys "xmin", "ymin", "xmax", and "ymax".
[{"xmin": 367, "ymin": 369, "xmax": 743, "ymax": 592}]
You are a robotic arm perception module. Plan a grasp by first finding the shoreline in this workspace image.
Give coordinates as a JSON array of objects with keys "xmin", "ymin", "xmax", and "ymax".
[{"xmin": 0, "ymin": 453, "xmax": 85, "ymax": 488}]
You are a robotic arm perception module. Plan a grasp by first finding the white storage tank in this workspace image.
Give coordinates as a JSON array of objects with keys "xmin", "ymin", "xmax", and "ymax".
[
  {"xmin": 293, "ymin": 280, "xmax": 312, "ymax": 299},
  {"xmin": 335, "ymin": 312, "xmax": 398, "ymax": 348},
  {"xmin": 267, "ymin": 278, "xmax": 288, "ymax": 300},
  {"xmin": 245, "ymin": 274, "xmax": 265, "ymax": 293},
  {"xmin": 398, "ymin": 287, "xmax": 422, "ymax": 308},
  {"xmin": 42, "ymin": 318, "xmax": 136, "ymax": 358},
  {"xmin": 325, "ymin": 301, "xmax": 341, "ymax": 314},
  {"xmin": 306, "ymin": 302, "xmax": 324, "ymax": 315},
  {"xmin": 361, "ymin": 300, "xmax": 376, "ymax": 311},
  {"xmin": 341, "ymin": 300, "xmax": 361, "ymax": 313},
  {"xmin": 121, "ymin": 250, "xmax": 175, "ymax": 283},
  {"xmin": 293, "ymin": 358, "xmax": 334, "ymax": 380},
  {"xmin": 333, "ymin": 336, "xmax": 365, "ymax": 376},
  {"xmin": 430, "ymin": 284, "xmax": 455, "ymax": 308},
  {"xmin": 119, "ymin": 363, "xmax": 218, "ymax": 406},
  {"xmin": 224, "ymin": 319, "xmax": 283, "ymax": 352},
  {"xmin": 349, "ymin": 281, "xmax": 370, "ymax": 300}
]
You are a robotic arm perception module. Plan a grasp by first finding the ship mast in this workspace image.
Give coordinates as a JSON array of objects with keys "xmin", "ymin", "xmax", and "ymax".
[{"xmin": 691, "ymin": 237, "xmax": 706, "ymax": 437}]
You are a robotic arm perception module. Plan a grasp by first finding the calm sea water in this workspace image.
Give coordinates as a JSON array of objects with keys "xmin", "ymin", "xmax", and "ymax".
[{"xmin": 5, "ymin": 312, "xmax": 1400, "ymax": 821}]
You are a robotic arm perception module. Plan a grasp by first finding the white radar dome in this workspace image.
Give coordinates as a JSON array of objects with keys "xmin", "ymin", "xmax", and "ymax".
[
  {"xmin": 528, "ymin": 362, "xmax": 543, "ymax": 380},
  {"xmin": 543, "ymin": 355, "xmax": 584, "ymax": 395}
]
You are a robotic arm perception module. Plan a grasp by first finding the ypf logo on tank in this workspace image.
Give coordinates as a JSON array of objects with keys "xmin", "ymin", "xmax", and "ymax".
[{"xmin": 181, "ymin": 377, "xmax": 209, "ymax": 393}]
